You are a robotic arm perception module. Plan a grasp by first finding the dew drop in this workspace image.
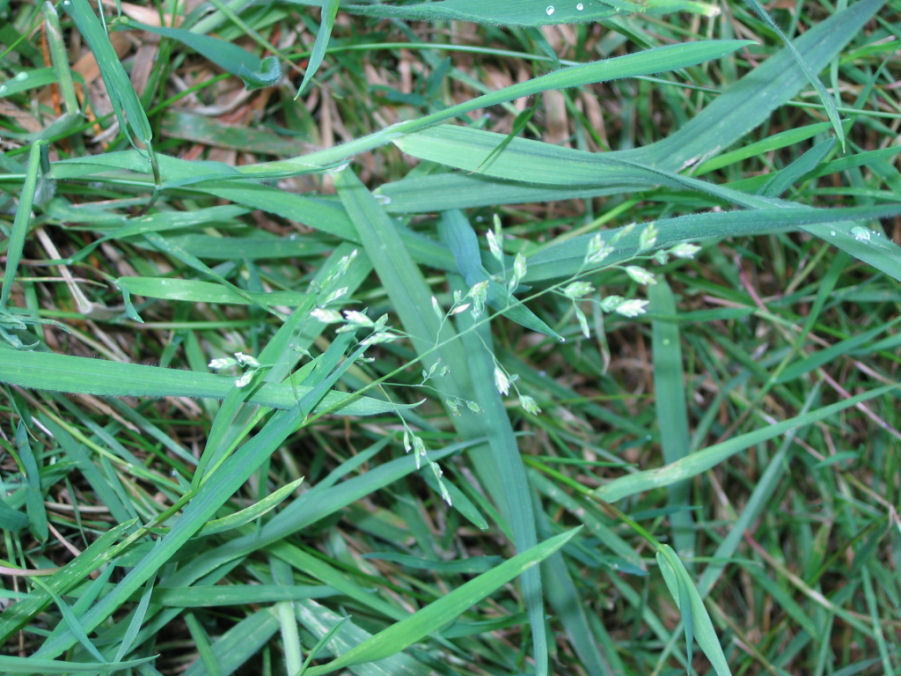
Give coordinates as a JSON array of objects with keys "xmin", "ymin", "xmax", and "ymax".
[
  {"xmin": 830, "ymin": 230, "xmax": 836, "ymax": 237},
  {"xmin": 546, "ymin": 5, "xmax": 555, "ymax": 15},
  {"xmin": 850, "ymin": 226, "xmax": 872, "ymax": 242},
  {"xmin": 375, "ymin": 194, "xmax": 392, "ymax": 206},
  {"xmin": 576, "ymin": 1, "xmax": 584, "ymax": 9},
  {"xmin": 14, "ymin": 72, "xmax": 28, "ymax": 81}
]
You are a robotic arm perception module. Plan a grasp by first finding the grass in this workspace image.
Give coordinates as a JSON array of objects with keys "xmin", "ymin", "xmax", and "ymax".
[{"xmin": 0, "ymin": 0, "xmax": 899, "ymax": 674}]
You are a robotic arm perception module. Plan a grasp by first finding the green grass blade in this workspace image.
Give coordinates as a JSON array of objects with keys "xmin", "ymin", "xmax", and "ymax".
[
  {"xmin": 296, "ymin": 0, "xmax": 340, "ymax": 97},
  {"xmin": 0, "ymin": 348, "xmax": 400, "ymax": 415},
  {"xmin": 117, "ymin": 275, "xmax": 307, "ymax": 308},
  {"xmin": 595, "ymin": 385, "xmax": 896, "ymax": 503},
  {"xmin": 627, "ymin": 0, "xmax": 887, "ymax": 170},
  {"xmin": 183, "ymin": 608, "xmax": 280, "ymax": 676},
  {"xmin": 30, "ymin": 577, "xmax": 106, "ymax": 662},
  {"xmin": 396, "ymin": 126, "xmax": 901, "ymax": 280},
  {"xmin": 194, "ymin": 477, "xmax": 304, "ymax": 537},
  {"xmin": 0, "ymin": 522, "xmax": 135, "ymax": 641},
  {"xmin": 238, "ymin": 40, "xmax": 751, "ymax": 178},
  {"xmin": 153, "ymin": 585, "xmax": 332, "ymax": 607},
  {"xmin": 0, "ymin": 655, "xmax": 156, "ymax": 673},
  {"xmin": 657, "ymin": 544, "xmax": 731, "ymax": 676},
  {"xmin": 33, "ymin": 403, "xmax": 311, "ymax": 658},
  {"xmin": 62, "ymin": 0, "xmax": 154, "ymax": 156},
  {"xmin": 442, "ymin": 209, "xmax": 563, "ymax": 341},
  {"xmin": 15, "ymin": 420, "xmax": 48, "ymax": 542},
  {"xmin": 337, "ymin": 170, "xmax": 550, "ymax": 673},
  {"xmin": 113, "ymin": 576, "xmax": 156, "ymax": 662},
  {"xmin": 650, "ymin": 281, "xmax": 695, "ymax": 566},
  {"xmin": 0, "ymin": 140, "xmax": 43, "ymax": 310},
  {"xmin": 304, "ymin": 528, "xmax": 581, "ymax": 675},
  {"xmin": 295, "ymin": 599, "xmax": 427, "ymax": 675},
  {"xmin": 343, "ymin": 0, "xmax": 718, "ymax": 26},
  {"xmin": 114, "ymin": 18, "xmax": 281, "ymax": 90},
  {"xmin": 744, "ymin": 0, "xmax": 845, "ymax": 152}
]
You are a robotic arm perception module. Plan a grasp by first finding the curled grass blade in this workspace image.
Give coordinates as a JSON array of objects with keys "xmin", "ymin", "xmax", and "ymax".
[{"xmin": 115, "ymin": 18, "xmax": 281, "ymax": 90}]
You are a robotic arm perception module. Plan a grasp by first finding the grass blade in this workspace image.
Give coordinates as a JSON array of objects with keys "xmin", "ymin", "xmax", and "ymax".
[
  {"xmin": 0, "ymin": 140, "xmax": 43, "ymax": 310},
  {"xmin": 0, "ymin": 349, "xmax": 400, "ymax": 415},
  {"xmin": 337, "ymin": 170, "xmax": 551, "ymax": 673},
  {"xmin": 657, "ymin": 544, "xmax": 731, "ymax": 676},
  {"xmin": 116, "ymin": 18, "xmax": 281, "ymax": 90},
  {"xmin": 595, "ymin": 385, "xmax": 896, "ymax": 503},
  {"xmin": 304, "ymin": 528, "xmax": 581, "ymax": 675},
  {"xmin": 650, "ymin": 281, "xmax": 695, "ymax": 565},
  {"xmin": 296, "ymin": 0, "xmax": 340, "ymax": 97},
  {"xmin": 62, "ymin": 0, "xmax": 155, "ymax": 162}
]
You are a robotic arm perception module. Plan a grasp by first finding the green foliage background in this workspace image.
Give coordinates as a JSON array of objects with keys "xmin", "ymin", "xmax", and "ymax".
[{"xmin": 0, "ymin": 0, "xmax": 899, "ymax": 673}]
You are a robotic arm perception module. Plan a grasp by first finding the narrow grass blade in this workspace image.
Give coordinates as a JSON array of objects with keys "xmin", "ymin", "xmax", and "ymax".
[
  {"xmin": 626, "ymin": 0, "xmax": 886, "ymax": 171},
  {"xmin": 304, "ymin": 528, "xmax": 580, "ymax": 675},
  {"xmin": 337, "ymin": 171, "xmax": 549, "ymax": 673},
  {"xmin": 744, "ymin": 0, "xmax": 845, "ymax": 152},
  {"xmin": 238, "ymin": 40, "xmax": 751, "ymax": 178},
  {"xmin": 42, "ymin": 2, "xmax": 78, "ymax": 115},
  {"xmin": 657, "ymin": 544, "xmax": 731, "ymax": 676},
  {"xmin": 0, "ymin": 348, "xmax": 401, "ymax": 415},
  {"xmin": 15, "ymin": 420, "xmax": 48, "ymax": 542},
  {"xmin": 758, "ymin": 138, "xmax": 835, "ymax": 198},
  {"xmin": 442, "ymin": 209, "xmax": 563, "ymax": 340},
  {"xmin": 183, "ymin": 608, "xmax": 280, "ymax": 676},
  {"xmin": 194, "ymin": 477, "xmax": 304, "ymax": 537},
  {"xmin": 650, "ymin": 281, "xmax": 695, "ymax": 565},
  {"xmin": 117, "ymin": 275, "xmax": 307, "ymax": 308},
  {"xmin": 0, "ymin": 522, "xmax": 135, "ymax": 641},
  {"xmin": 696, "ymin": 388, "xmax": 820, "ymax": 598},
  {"xmin": 296, "ymin": 0, "xmax": 340, "ymax": 97},
  {"xmin": 344, "ymin": 0, "xmax": 718, "ymax": 26},
  {"xmin": 0, "ymin": 655, "xmax": 157, "ymax": 673},
  {"xmin": 1, "ymin": 140, "xmax": 43, "ymax": 309},
  {"xmin": 113, "ymin": 576, "xmax": 156, "ymax": 662},
  {"xmin": 30, "ymin": 577, "xmax": 106, "ymax": 662},
  {"xmin": 452, "ymin": 304, "xmax": 550, "ymax": 674},
  {"xmin": 533, "ymin": 498, "xmax": 614, "ymax": 675},
  {"xmin": 295, "ymin": 600, "xmax": 427, "ymax": 675},
  {"xmin": 34, "ymin": 404, "xmax": 311, "ymax": 658},
  {"xmin": 153, "ymin": 585, "xmax": 332, "ymax": 607},
  {"xmin": 595, "ymin": 385, "xmax": 896, "ymax": 502},
  {"xmin": 396, "ymin": 126, "xmax": 901, "ymax": 281},
  {"xmin": 62, "ymin": 0, "xmax": 154, "ymax": 157}
]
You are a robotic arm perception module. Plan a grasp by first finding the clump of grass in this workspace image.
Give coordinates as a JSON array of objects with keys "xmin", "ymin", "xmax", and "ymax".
[{"xmin": 0, "ymin": 0, "xmax": 899, "ymax": 674}]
